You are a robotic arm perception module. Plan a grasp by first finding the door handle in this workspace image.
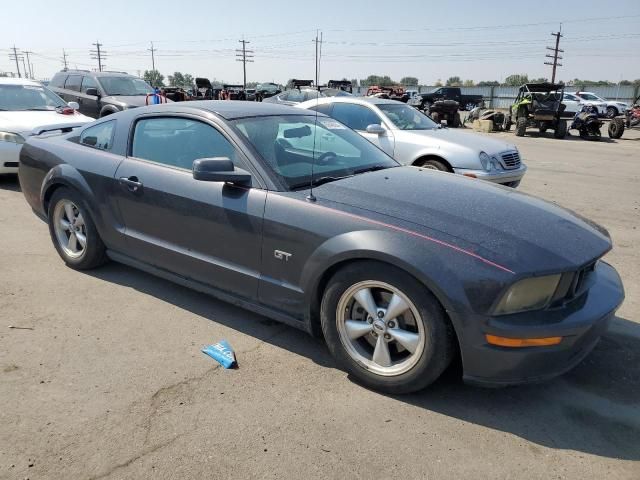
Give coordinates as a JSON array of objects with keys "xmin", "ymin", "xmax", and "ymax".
[{"xmin": 119, "ymin": 176, "xmax": 143, "ymax": 193}]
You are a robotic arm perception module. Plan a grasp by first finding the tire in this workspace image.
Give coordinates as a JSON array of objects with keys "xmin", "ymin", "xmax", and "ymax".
[
  {"xmin": 320, "ymin": 261, "xmax": 455, "ymax": 394},
  {"xmin": 515, "ymin": 117, "xmax": 527, "ymax": 136},
  {"xmin": 465, "ymin": 102, "xmax": 475, "ymax": 111},
  {"xmin": 423, "ymin": 101, "xmax": 432, "ymax": 112},
  {"xmin": 47, "ymin": 187, "xmax": 107, "ymax": 270},
  {"xmin": 503, "ymin": 117, "xmax": 512, "ymax": 131},
  {"xmin": 430, "ymin": 112, "xmax": 440, "ymax": 124},
  {"xmin": 554, "ymin": 119, "xmax": 567, "ymax": 139},
  {"xmin": 418, "ymin": 159, "xmax": 449, "ymax": 171},
  {"xmin": 608, "ymin": 118, "xmax": 625, "ymax": 139},
  {"xmin": 606, "ymin": 106, "xmax": 618, "ymax": 119},
  {"xmin": 452, "ymin": 112, "xmax": 462, "ymax": 128},
  {"xmin": 539, "ymin": 123, "xmax": 548, "ymax": 133}
]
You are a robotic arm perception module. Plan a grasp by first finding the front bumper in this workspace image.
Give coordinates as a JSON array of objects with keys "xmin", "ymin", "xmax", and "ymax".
[
  {"xmin": 458, "ymin": 261, "xmax": 624, "ymax": 387},
  {"xmin": 0, "ymin": 142, "xmax": 21, "ymax": 174},
  {"xmin": 454, "ymin": 163, "xmax": 527, "ymax": 187}
]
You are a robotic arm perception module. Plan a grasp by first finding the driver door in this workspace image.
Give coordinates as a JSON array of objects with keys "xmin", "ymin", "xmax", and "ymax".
[
  {"xmin": 112, "ymin": 114, "xmax": 266, "ymax": 301},
  {"xmin": 330, "ymin": 103, "xmax": 395, "ymax": 156}
]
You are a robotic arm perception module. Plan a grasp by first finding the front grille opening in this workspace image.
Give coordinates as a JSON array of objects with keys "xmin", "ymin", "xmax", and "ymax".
[
  {"xmin": 500, "ymin": 151, "xmax": 521, "ymax": 170},
  {"xmin": 550, "ymin": 261, "xmax": 597, "ymax": 307},
  {"xmin": 3, "ymin": 162, "xmax": 19, "ymax": 168}
]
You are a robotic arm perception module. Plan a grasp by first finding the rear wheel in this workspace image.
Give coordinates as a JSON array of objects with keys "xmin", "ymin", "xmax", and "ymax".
[
  {"xmin": 554, "ymin": 119, "xmax": 567, "ymax": 139},
  {"xmin": 430, "ymin": 112, "xmax": 440, "ymax": 124},
  {"xmin": 503, "ymin": 116, "xmax": 512, "ymax": 131},
  {"xmin": 606, "ymin": 106, "xmax": 618, "ymax": 119},
  {"xmin": 452, "ymin": 112, "xmax": 462, "ymax": 128},
  {"xmin": 464, "ymin": 102, "xmax": 476, "ymax": 111},
  {"xmin": 417, "ymin": 158, "xmax": 449, "ymax": 171},
  {"xmin": 48, "ymin": 188, "xmax": 107, "ymax": 270},
  {"xmin": 608, "ymin": 118, "xmax": 625, "ymax": 139},
  {"xmin": 515, "ymin": 117, "xmax": 527, "ymax": 136},
  {"xmin": 320, "ymin": 261, "xmax": 455, "ymax": 394}
]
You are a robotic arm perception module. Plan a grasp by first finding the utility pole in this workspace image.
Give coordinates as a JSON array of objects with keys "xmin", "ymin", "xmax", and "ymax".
[
  {"xmin": 148, "ymin": 41, "xmax": 156, "ymax": 71},
  {"xmin": 61, "ymin": 49, "xmax": 68, "ymax": 70},
  {"xmin": 235, "ymin": 38, "xmax": 254, "ymax": 90},
  {"xmin": 23, "ymin": 51, "xmax": 33, "ymax": 78},
  {"xmin": 90, "ymin": 41, "xmax": 106, "ymax": 72},
  {"xmin": 21, "ymin": 56, "xmax": 28, "ymax": 79},
  {"xmin": 545, "ymin": 25, "xmax": 563, "ymax": 83},
  {"xmin": 9, "ymin": 46, "xmax": 21, "ymax": 77},
  {"xmin": 312, "ymin": 31, "xmax": 323, "ymax": 88}
]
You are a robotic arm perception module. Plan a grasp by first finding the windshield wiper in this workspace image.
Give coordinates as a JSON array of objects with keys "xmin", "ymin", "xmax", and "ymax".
[
  {"xmin": 291, "ymin": 174, "xmax": 353, "ymax": 190},
  {"xmin": 353, "ymin": 164, "xmax": 392, "ymax": 175},
  {"xmin": 25, "ymin": 108, "xmax": 56, "ymax": 111}
]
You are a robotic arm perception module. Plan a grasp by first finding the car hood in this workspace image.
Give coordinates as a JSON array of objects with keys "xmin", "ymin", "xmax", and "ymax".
[
  {"xmin": 313, "ymin": 167, "xmax": 611, "ymax": 274},
  {"xmin": 0, "ymin": 110, "xmax": 93, "ymax": 136},
  {"xmin": 102, "ymin": 95, "xmax": 173, "ymax": 107},
  {"xmin": 396, "ymin": 128, "xmax": 517, "ymax": 156}
]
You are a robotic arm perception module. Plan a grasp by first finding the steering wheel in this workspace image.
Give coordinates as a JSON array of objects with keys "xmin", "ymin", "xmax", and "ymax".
[{"xmin": 317, "ymin": 151, "xmax": 338, "ymax": 164}]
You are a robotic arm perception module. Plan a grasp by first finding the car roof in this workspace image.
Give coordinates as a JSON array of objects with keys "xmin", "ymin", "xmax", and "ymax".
[
  {"xmin": 297, "ymin": 96, "xmax": 404, "ymax": 108},
  {"xmin": 0, "ymin": 77, "xmax": 45, "ymax": 87},
  {"xmin": 55, "ymin": 70, "xmax": 134, "ymax": 78},
  {"xmin": 133, "ymin": 100, "xmax": 319, "ymax": 120}
]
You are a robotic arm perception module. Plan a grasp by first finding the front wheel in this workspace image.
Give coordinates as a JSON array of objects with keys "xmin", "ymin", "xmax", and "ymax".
[
  {"xmin": 464, "ymin": 102, "xmax": 476, "ymax": 111},
  {"xmin": 608, "ymin": 118, "xmax": 625, "ymax": 139},
  {"xmin": 554, "ymin": 119, "xmax": 567, "ymax": 139},
  {"xmin": 48, "ymin": 187, "xmax": 107, "ymax": 270},
  {"xmin": 320, "ymin": 262, "xmax": 455, "ymax": 394},
  {"xmin": 515, "ymin": 117, "xmax": 527, "ymax": 136}
]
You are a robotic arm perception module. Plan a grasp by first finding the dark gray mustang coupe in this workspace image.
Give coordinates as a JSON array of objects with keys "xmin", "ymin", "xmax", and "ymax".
[{"xmin": 19, "ymin": 102, "xmax": 624, "ymax": 393}]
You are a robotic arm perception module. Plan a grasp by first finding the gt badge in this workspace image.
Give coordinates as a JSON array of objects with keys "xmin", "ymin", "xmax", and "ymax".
[{"xmin": 274, "ymin": 250, "xmax": 292, "ymax": 262}]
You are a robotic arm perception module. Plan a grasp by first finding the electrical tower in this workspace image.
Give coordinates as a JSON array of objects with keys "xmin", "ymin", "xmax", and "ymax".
[
  {"xmin": 9, "ymin": 46, "xmax": 21, "ymax": 77},
  {"xmin": 235, "ymin": 39, "xmax": 254, "ymax": 90},
  {"xmin": 148, "ymin": 41, "xmax": 156, "ymax": 71},
  {"xmin": 545, "ymin": 27, "xmax": 563, "ymax": 83},
  {"xmin": 62, "ymin": 49, "xmax": 69, "ymax": 70},
  {"xmin": 90, "ymin": 41, "xmax": 106, "ymax": 72}
]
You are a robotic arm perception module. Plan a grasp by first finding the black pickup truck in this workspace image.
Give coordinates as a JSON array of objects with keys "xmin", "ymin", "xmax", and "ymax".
[{"xmin": 409, "ymin": 87, "xmax": 484, "ymax": 111}]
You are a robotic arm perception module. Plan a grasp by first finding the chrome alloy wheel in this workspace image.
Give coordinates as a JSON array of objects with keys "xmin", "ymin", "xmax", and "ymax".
[
  {"xmin": 53, "ymin": 200, "xmax": 87, "ymax": 259},
  {"xmin": 336, "ymin": 281, "xmax": 426, "ymax": 376}
]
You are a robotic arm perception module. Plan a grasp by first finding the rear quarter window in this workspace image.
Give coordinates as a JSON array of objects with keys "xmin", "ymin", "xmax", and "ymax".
[
  {"xmin": 50, "ymin": 73, "xmax": 68, "ymax": 88},
  {"xmin": 64, "ymin": 75, "xmax": 82, "ymax": 92}
]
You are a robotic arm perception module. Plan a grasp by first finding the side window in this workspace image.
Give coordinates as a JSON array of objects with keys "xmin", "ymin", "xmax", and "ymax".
[
  {"xmin": 80, "ymin": 121, "xmax": 115, "ymax": 151},
  {"xmin": 132, "ymin": 117, "xmax": 237, "ymax": 170},
  {"xmin": 433, "ymin": 88, "xmax": 442, "ymax": 95},
  {"xmin": 308, "ymin": 103, "xmax": 333, "ymax": 115},
  {"xmin": 50, "ymin": 74, "xmax": 67, "ymax": 88},
  {"xmin": 284, "ymin": 90, "xmax": 304, "ymax": 103},
  {"xmin": 81, "ymin": 76, "xmax": 98, "ymax": 94},
  {"xmin": 64, "ymin": 75, "xmax": 82, "ymax": 92},
  {"xmin": 331, "ymin": 103, "xmax": 382, "ymax": 131}
]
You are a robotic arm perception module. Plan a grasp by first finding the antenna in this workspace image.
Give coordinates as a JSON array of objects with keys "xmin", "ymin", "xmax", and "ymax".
[{"xmin": 307, "ymin": 30, "xmax": 323, "ymax": 203}]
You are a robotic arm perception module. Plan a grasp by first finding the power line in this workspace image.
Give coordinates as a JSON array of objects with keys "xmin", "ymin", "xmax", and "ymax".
[
  {"xmin": 90, "ymin": 41, "xmax": 106, "ymax": 71},
  {"xmin": 545, "ymin": 26, "xmax": 564, "ymax": 83},
  {"xmin": 235, "ymin": 38, "xmax": 253, "ymax": 89},
  {"xmin": 9, "ymin": 46, "xmax": 21, "ymax": 77}
]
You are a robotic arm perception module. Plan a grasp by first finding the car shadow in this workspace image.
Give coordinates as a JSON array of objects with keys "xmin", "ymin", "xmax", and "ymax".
[
  {"xmin": 85, "ymin": 262, "xmax": 639, "ymax": 461},
  {"xmin": 0, "ymin": 173, "xmax": 21, "ymax": 191}
]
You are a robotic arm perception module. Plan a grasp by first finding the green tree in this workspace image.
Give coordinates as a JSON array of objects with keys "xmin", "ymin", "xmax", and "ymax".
[
  {"xmin": 463, "ymin": 79, "xmax": 475, "ymax": 87},
  {"xmin": 446, "ymin": 76, "xmax": 462, "ymax": 86},
  {"xmin": 400, "ymin": 76, "xmax": 419, "ymax": 86},
  {"xmin": 350, "ymin": 78, "xmax": 359, "ymax": 87},
  {"xmin": 360, "ymin": 75, "xmax": 395, "ymax": 87},
  {"xmin": 477, "ymin": 80, "xmax": 500, "ymax": 87},
  {"xmin": 530, "ymin": 77, "xmax": 549, "ymax": 83},
  {"xmin": 144, "ymin": 70, "xmax": 165, "ymax": 87},
  {"xmin": 503, "ymin": 74, "xmax": 529, "ymax": 86}
]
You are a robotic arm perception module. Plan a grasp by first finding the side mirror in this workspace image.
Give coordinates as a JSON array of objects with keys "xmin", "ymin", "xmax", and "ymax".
[
  {"xmin": 85, "ymin": 88, "xmax": 99, "ymax": 97},
  {"xmin": 68, "ymin": 101, "xmax": 80, "ymax": 110},
  {"xmin": 192, "ymin": 157, "xmax": 252, "ymax": 186},
  {"xmin": 365, "ymin": 124, "xmax": 386, "ymax": 135}
]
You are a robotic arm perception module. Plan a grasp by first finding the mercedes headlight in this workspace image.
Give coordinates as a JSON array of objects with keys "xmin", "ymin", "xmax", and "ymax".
[
  {"xmin": 493, "ymin": 274, "xmax": 561, "ymax": 315},
  {"xmin": 479, "ymin": 151, "xmax": 491, "ymax": 171},
  {"xmin": 0, "ymin": 132, "xmax": 25, "ymax": 144}
]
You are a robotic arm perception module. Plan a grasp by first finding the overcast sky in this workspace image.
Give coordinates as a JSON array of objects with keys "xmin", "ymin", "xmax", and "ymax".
[{"xmin": 1, "ymin": 0, "xmax": 639, "ymax": 85}]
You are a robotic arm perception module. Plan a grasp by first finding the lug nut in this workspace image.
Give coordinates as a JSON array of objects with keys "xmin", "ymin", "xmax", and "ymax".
[
  {"xmin": 367, "ymin": 317, "xmax": 373, "ymax": 324},
  {"xmin": 372, "ymin": 331, "xmax": 378, "ymax": 337},
  {"xmin": 377, "ymin": 311, "xmax": 384, "ymax": 318},
  {"xmin": 384, "ymin": 334, "xmax": 391, "ymax": 340},
  {"xmin": 388, "ymin": 321, "xmax": 396, "ymax": 328}
]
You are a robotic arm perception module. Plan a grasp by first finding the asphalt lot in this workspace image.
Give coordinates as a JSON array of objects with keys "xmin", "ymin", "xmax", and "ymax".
[{"xmin": 1, "ymin": 126, "xmax": 639, "ymax": 479}]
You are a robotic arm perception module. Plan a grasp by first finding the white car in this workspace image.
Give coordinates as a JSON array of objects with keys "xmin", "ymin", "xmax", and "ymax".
[
  {"xmin": 562, "ymin": 92, "xmax": 607, "ymax": 117},
  {"xmin": 0, "ymin": 78, "xmax": 93, "ymax": 175},
  {"xmin": 297, "ymin": 97, "xmax": 527, "ymax": 187},
  {"xmin": 573, "ymin": 91, "xmax": 629, "ymax": 118}
]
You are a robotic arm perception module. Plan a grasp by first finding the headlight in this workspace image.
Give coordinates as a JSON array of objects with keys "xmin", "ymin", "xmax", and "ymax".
[
  {"xmin": 479, "ymin": 151, "xmax": 491, "ymax": 171},
  {"xmin": 493, "ymin": 274, "xmax": 561, "ymax": 315},
  {"xmin": 0, "ymin": 132, "xmax": 25, "ymax": 144}
]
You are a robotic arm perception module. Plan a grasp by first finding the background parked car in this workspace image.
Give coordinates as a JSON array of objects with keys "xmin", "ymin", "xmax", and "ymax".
[
  {"xmin": 49, "ymin": 70, "xmax": 170, "ymax": 118},
  {"xmin": 298, "ymin": 97, "xmax": 526, "ymax": 187},
  {"xmin": 0, "ymin": 77, "xmax": 92, "ymax": 175},
  {"xmin": 263, "ymin": 87, "xmax": 351, "ymax": 106},
  {"xmin": 562, "ymin": 92, "xmax": 606, "ymax": 117},
  {"xmin": 573, "ymin": 91, "xmax": 629, "ymax": 118},
  {"xmin": 410, "ymin": 87, "xmax": 483, "ymax": 111}
]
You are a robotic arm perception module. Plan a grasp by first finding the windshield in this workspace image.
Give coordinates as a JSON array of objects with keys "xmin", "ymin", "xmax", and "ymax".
[
  {"xmin": 98, "ymin": 77, "xmax": 154, "ymax": 96},
  {"xmin": 378, "ymin": 104, "xmax": 438, "ymax": 130},
  {"xmin": 233, "ymin": 114, "xmax": 398, "ymax": 190},
  {"xmin": 578, "ymin": 93, "xmax": 602, "ymax": 101},
  {"xmin": 0, "ymin": 84, "xmax": 67, "ymax": 111}
]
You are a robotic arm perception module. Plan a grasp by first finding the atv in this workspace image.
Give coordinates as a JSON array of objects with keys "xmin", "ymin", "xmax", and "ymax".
[
  {"xmin": 427, "ymin": 100, "xmax": 461, "ymax": 127},
  {"xmin": 465, "ymin": 105, "xmax": 506, "ymax": 131},
  {"xmin": 506, "ymin": 83, "xmax": 568, "ymax": 139},
  {"xmin": 608, "ymin": 94, "xmax": 640, "ymax": 139}
]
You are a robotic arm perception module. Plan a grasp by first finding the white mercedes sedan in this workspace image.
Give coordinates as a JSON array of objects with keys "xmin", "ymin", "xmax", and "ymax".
[
  {"xmin": 1, "ymin": 78, "xmax": 93, "ymax": 175},
  {"xmin": 297, "ymin": 97, "xmax": 527, "ymax": 187}
]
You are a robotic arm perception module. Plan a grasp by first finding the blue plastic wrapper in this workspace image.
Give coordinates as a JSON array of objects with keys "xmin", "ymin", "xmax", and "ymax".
[{"xmin": 202, "ymin": 340, "xmax": 237, "ymax": 369}]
